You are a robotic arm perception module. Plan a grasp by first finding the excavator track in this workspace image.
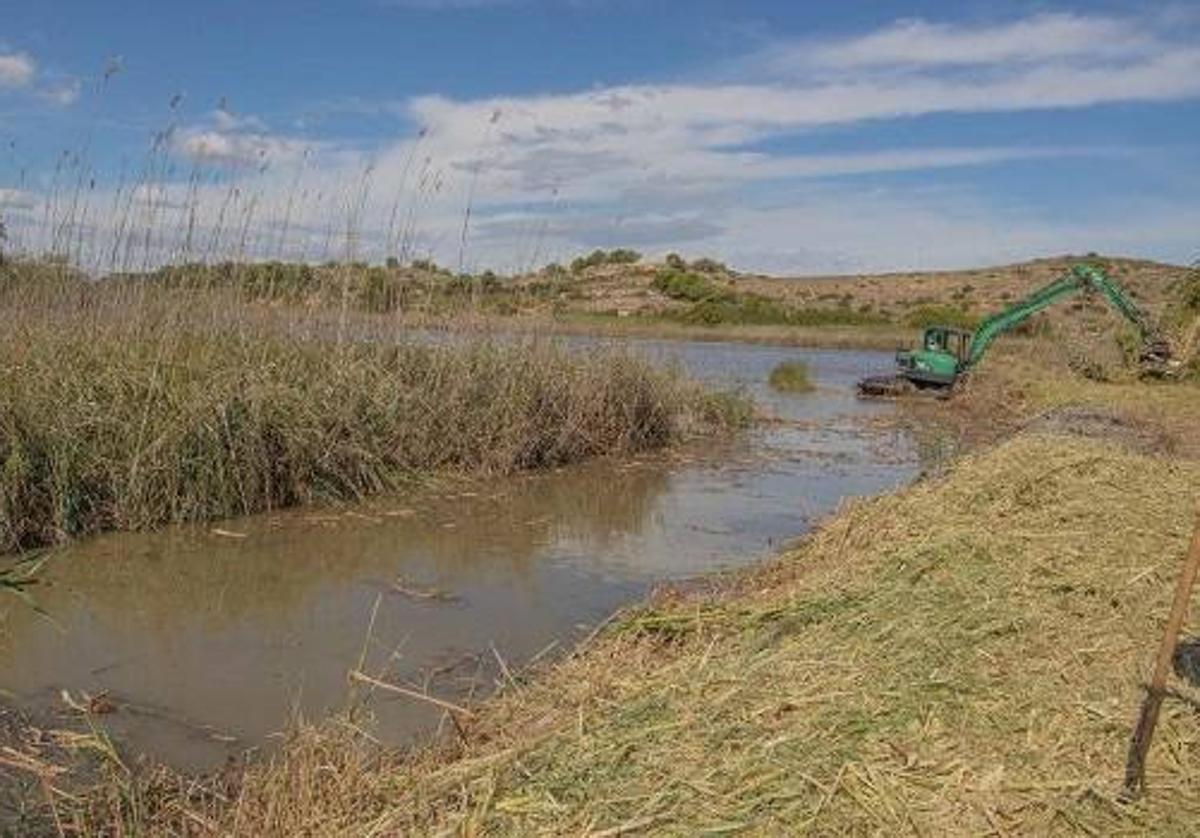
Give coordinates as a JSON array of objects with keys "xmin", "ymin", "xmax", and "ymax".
[
  {"xmin": 857, "ymin": 374, "xmax": 916, "ymax": 398},
  {"xmin": 856, "ymin": 375, "xmax": 954, "ymax": 400}
]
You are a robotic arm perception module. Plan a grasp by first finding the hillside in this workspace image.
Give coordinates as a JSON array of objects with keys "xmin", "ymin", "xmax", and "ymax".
[{"xmin": 522, "ymin": 254, "xmax": 1186, "ymax": 323}]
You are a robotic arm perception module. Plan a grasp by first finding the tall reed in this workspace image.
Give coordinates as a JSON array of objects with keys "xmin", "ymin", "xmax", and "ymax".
[{"xmin": 0, "ymin": 264, "xmax": 745, "ymax": 552}]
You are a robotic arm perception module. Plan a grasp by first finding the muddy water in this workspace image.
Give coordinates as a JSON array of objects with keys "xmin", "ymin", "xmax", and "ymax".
[{"xmin": 0, "ymin": 341, "xmax": 917, "ymax": 770}]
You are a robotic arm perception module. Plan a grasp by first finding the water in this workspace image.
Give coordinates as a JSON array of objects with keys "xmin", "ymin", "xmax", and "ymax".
[{"xmin": 0, "ymin": 339, "xmax": 917, "ymax": 769}]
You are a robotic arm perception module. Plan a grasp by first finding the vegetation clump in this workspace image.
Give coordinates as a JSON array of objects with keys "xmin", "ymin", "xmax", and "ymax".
[
  {"xmin": 569, "ymin": 248, "xmax": 641, "ymax": 273},
  {"xmin": 651, "ymin": 267, "xmax": 731, "ymax": 303},
  {"xmin": 0, "ymin": 273, "xmax": 745, "ymax": 553},
  {"xmin": 652, "ymin": 268, "xmax": 889, "ymax": 329},
  {"xmin": 903, "ymin": 303, "xmax": 981, "ymax": 330},
  {"xmin": 767, "ymin": 359, "xmax": 815, "ymax": 393}
]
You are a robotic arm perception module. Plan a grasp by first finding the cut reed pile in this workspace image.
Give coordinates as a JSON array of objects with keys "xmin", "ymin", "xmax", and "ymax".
[
  {"xmin": 0, "ymin": 266, "xmax": 746, "ymax": 552},
  {"xmin": 45, "ymin": 431, "xmax": 1200, "ymax": 835}
]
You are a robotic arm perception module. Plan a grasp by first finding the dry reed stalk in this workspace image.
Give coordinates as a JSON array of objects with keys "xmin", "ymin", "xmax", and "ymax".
[{"xmin": 1123, "ymin": 504, "xmax": 1200, "ymax": 796}]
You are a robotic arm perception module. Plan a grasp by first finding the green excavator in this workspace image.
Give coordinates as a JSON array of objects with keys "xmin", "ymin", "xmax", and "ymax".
[{"xmin": 858, "ymin": 263, "xmax": 1173, "ymax": 397}]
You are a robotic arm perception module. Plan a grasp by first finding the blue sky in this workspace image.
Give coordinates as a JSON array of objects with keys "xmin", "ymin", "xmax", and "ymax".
[{"xmin": 2, "ymin": 0, "xmax": 1199, "ymax": 273}]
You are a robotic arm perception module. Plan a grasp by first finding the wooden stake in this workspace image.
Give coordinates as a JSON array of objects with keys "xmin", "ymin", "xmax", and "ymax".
[{"xmin": 1123, "ymin": 504, "xmax": 1200, "ymax": 798}]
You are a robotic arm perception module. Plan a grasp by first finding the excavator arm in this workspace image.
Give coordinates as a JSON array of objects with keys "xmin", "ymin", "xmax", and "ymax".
[
  {"xmin": 859, "ymin": 262, "xmax": 1173, "ymax": 398},
  {"xmin": 964, "ymin": 264, "xmax": 1169, "ymax": 370}
]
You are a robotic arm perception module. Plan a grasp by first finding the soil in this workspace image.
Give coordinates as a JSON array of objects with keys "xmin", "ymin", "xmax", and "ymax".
[{"xmin": 1019, "ymin": 405, "xmax": 1175, "ymax": 456}]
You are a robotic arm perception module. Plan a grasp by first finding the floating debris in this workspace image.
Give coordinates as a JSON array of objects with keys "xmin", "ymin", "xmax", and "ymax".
[{"xmin": 390, "ymin": 578, "xmax": 460, "ymax": 603}]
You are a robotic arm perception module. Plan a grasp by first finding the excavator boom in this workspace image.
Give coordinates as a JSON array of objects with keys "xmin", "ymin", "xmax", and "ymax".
[
  {"xmin": 964, "ymin": 264, "xmax": 1167, "ymax": 370},
  {"xmin": 858, "ymin": 262, "xmax": 1172, "ymax": 398}
]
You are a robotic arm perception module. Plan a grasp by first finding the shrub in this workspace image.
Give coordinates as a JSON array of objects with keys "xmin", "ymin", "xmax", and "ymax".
[
  {"xmin": 678, "ymin": 295, "xmax": 889, "ymax": 328},
  {"xmin": 606, "ymin": 248, "xmax": 641, "ymax": 265},
  {"xmin": 570, "ymin": 249, "xmax": 642, "ymax": 273},
  {"xmin": 652, "ymin": 269, "xmax": 731, "ymax": 303},
  {"xmin": 689, "ymin": 257, "xmax": 727, "ymax": 274}
]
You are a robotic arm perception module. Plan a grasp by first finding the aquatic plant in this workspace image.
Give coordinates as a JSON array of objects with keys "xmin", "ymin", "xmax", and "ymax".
[
  {"xmin": 0, "ymin": 270, "xmax": 745, "ymax": 552},
  {"xmin": 767, "ymin": 359, "xmax": 815, "ymax": 394}
]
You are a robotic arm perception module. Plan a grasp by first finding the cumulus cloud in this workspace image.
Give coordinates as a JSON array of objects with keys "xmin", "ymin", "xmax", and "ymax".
[
  {"xmin": 0, "ymin": 51, "xmax": 35, "ymax": 88},
  {"xmin": 360, "ymin": 10, "xmax": 1199, "ymax": 269},
  {"xmin": 171, "ymin": 110, "xmax": 313, "ymax": 167},
  {"xmin": 39, "ymin": 78, "xmax": 82, "ymax": 106}
]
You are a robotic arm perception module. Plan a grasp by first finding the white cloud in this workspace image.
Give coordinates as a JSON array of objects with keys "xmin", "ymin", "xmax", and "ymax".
[
  {"xmin": 174, "ymin": 129, "xmax": 309, "ymax": 166},
  {"xmin": 789, "ymin": 13, "xmax": 1155, "ymax": 72},
  {"xmin": 171, "ymin": 111, "xmax": 314, "ymax": 167},
  {"xmin": 12, "ymin": 11, "xmax": 1200, "ymax": 274},
  {"xmin": 0, "ymin": 49, "xmax": 80, "ymax": 107},
  {"xmin": 0, "ymin": 51, "xmax": 35, "ymax": 88},
  {"xmin": 39, "ymin": 78, "xmax": 81, "ymax": 106}
]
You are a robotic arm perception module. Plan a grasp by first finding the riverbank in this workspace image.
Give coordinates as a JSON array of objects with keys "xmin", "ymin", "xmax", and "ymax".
[{"xmin": 13, "ymin": 349, "xmax": 1195, "ymax": 835}]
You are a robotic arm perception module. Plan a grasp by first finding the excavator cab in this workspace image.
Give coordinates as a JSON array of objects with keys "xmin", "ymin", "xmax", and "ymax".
[{"xmin": 894, "ymin": 326, "xmax": 972, "ymax": 387}]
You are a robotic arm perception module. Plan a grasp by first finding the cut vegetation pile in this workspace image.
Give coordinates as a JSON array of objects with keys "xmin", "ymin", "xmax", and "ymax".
[
  {"xmin": 40, "ymin": 428, "xmax": 1200, "ymax": 835},
  {"xmin": 0, "ymin": 270, "xmax": 745, "ymax": 552}
]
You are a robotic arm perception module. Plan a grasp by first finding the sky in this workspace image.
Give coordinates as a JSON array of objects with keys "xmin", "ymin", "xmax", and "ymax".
[{"xmin": 1, "ymin": 0, "xmax": 1199, "ymax": 275}]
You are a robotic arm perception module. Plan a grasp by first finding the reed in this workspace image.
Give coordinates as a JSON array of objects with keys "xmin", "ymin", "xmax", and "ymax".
[
  {"xmin": 0, "ymin": 261, "xmax": 745, "ymax": 552},
  {"xmin": 767, "ymin": 359, "xmax": 815, "ymax": 393}
]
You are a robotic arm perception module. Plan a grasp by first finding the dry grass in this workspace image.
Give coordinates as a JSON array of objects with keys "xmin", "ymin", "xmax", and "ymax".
[
  {"xmin": 0, "ymin": 264, "xmax": 746, "ymax": 552},
  {"xmin": 938, "ymin": 341, "xmax": 1200, "ymax": 460},
  {"xmin": 30, "ymin": 428, "xmax": 1200, "ymax": 835}
]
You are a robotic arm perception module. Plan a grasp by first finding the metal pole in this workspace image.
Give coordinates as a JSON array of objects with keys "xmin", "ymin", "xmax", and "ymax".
[{"xmin": 1123, "ymin": 504, "xmax": 1200, "ymax": 798}]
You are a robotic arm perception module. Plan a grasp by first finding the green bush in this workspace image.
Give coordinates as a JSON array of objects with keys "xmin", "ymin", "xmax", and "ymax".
[
  {"xmin": 689, "ymin": 257, "xmax": 727, "ymax": 274},
  {"xmin": 652, "ymin": 269, "xmax": 731, "ymax": 303},
  {"xmin": 678, "ymin": 294, "xmax": 889, "ymax": 328},
  {"xmin": 607, "ymin": 248, "xmax": 641, "ymax": 265},
  {"xmin": 570, "ymin": 248, "xmax": 642, "ymax": 273}
]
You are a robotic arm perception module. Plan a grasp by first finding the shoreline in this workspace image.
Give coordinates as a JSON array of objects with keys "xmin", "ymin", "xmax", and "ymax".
[{"xmin": 4, "ymin": 345, "xmax": 1199, "ymax": 834}]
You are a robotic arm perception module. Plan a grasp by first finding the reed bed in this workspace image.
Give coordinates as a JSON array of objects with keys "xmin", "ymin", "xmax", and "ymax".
[
  {"xmin": 20, "ymin": 425, "xmax": 1197, "ymax": 835},
  {"xmin": 0, "ymin": 263, "xmax": 746, "ymax": 553}
]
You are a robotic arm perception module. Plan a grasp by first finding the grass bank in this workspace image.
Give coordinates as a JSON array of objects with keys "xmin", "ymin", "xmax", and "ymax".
[{"xmin": 0, "ymin": 272, "xmax": 746, "ymax": 553}]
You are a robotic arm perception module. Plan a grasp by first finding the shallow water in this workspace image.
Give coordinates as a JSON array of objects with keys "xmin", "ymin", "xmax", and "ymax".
[{"xmin": 0, "ymin": 339, "xmax": 917, "ymax": 769}]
